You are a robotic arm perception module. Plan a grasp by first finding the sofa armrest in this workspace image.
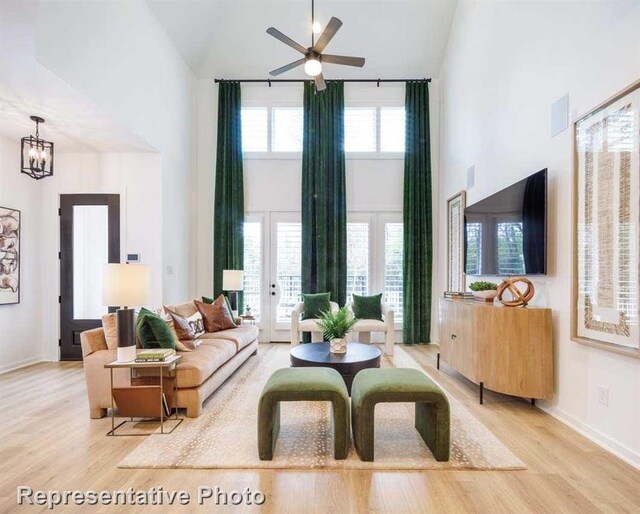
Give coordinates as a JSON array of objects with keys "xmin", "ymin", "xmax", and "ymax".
[
  {"xmin": 381, "ymin": 303, "xmax": 395, "ymax": 326},
  {"xmin": 82, "ymin": 348, "xmax": 125, "ymax": 418},
  {"xmin": 81, "ymin": 327, "xmax": 108, "ymax": 358},
  {"xmin": 345, "ymin": 302, "xmax": 355, "ymax": 319},
  {"xmin": 290, "ymin": 302, "xmax": 304, "ymax": 346}
]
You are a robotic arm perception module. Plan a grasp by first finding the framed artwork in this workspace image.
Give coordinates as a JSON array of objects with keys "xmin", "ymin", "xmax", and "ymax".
[
  {"xmin": 447, "ymin": 191, "xmax": 466, "ymax": 292},
  {"xmin": 0, "ymin": 206, "xmax": 21, "ymax": 305},
  {"xmin": 572, "ymin": 79, "xmax": 640, "ymax": 358}
]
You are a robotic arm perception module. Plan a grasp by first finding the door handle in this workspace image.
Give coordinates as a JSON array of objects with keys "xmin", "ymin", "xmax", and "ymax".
[
  {"xmin": 271, "ymin": 284, "xmax": 276, "ymax": 288},
  {"xmin": 271, "ymin": 292, "xmax": 276, "ymax": 296}
]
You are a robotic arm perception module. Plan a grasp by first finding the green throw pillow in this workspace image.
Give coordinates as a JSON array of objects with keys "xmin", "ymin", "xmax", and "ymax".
[
  {"xmin": 203, "ymin": 295, "xmax": 234, "ymax": 316},
  {"xmin": 136, "ymin": 307, "xmax": 177, "ymax": 349},
  {"xmin": 302, "ymin": 292, "xmax": 332, "ymax": 320},
  {"xmin": 352, "ymin": 293, "xmax": 383, "ymax": 321}
]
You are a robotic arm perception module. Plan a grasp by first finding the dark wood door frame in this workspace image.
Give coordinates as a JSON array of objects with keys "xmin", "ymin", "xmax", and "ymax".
[{"xmin": 59, "ymin": 194, "xmax": 120, "ymax": 360}]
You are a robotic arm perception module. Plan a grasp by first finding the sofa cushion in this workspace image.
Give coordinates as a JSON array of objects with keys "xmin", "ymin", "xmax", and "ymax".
[
  {"xmin": 164, "ymin": 307, "xmax": 197, "ymax": 340},
  {"xmin": 165, "ymin": 300, "xmax": 197, "ymax": 318},
  {"xmin": 195, "ymin": 297, "xmax": 236, "ymax": 332},
  {"xmin": 175, "ymin": 340, "xmax": 237, "ymax": 388},
  {"xmin": 101, "ymin": 313, "xmax": 118, "ymax": 350},
  {"xmin": 136, "ymin": 307, "xmax": 177, "ymax": 350},
  {"xmin": 199, "ymin": 325, "xmax": 259, "ymax": 351},
  {"xmin": 203, "ymin": 295, "xmax": 234, "ymax": 317}
]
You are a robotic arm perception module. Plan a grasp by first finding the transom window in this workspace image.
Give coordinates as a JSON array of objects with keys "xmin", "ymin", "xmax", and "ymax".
[{"xmin": 241, "ymin": 106, "xmax": 405, "ymax": 155}]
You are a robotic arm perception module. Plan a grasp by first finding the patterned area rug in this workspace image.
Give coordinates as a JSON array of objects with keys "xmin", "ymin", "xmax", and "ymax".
[{"xmin": 119, "ymin": 344, "xmax": 525, "ymax": 470}]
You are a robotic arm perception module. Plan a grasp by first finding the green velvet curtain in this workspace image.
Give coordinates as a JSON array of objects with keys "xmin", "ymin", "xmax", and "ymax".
[
  {"xmin": 403, "ymin": 80, "xmax": 432, "ymax": 344},
  {"xmin": 213, "ymin": 82, "xmax": 244, "ymax": 306},
  {"xmin": 301, "ymin": 80, "xmax": 347, "ymax": 309}
]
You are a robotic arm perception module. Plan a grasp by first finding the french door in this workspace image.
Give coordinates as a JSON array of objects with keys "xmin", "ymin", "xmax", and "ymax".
[
  {"xmin": 59, "ymin": 194, "xmax": 120, "ymax": 360},
  {"xmin": 244, "ymin": 212, "xmax": 301, "ymax": 342}
]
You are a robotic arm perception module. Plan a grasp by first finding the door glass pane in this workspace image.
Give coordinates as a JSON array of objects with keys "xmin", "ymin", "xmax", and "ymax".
[
  {"xmin": 243, "ymin": 222, "xmax": 262, "ymax": 320},
  {"xmin": 384, "ymin": 222, "xmax": 403, "ymax": 322},
  {"xmin": 276, "ymin": 222, "xmax": 301, "ymax": 322},
  {"xmin": 73, "ymin": 205, "xmax": 109, "ymax": 319},
  {"xmin": 347, "ymin": 222, "xmax": 369, "ymax": 301}
]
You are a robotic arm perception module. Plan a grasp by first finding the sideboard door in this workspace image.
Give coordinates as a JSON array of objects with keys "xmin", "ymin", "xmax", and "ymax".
[{"xmin": 439, "ymin": 300, "xmax": 477, "ymax": 383}]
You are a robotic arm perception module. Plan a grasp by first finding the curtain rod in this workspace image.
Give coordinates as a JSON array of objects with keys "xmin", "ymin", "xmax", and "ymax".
[{"xmin": 214, "ymin": 78, "xmax": 431, "ymax": 85}]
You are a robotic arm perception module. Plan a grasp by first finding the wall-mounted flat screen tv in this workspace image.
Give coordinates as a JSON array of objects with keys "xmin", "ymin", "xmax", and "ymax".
[{"xmin": 464, "ymin": 168, "xmax": 547, "ymax": 276}]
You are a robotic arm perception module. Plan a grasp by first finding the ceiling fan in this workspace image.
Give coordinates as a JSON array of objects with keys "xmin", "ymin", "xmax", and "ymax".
[{"xmin": 266, "ymin": 0, "xmax": 365, "ymax": 91}]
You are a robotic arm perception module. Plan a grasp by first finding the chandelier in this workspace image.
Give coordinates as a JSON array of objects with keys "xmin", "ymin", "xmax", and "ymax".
[{"xmin": 21, "ymin": 116, "xmax": 54, "ymax": 180}]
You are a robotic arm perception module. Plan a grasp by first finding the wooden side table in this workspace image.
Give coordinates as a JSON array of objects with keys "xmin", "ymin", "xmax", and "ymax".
[{"xmin": 104, "ymin": 355, "xmax": 183, "ymax": 436}]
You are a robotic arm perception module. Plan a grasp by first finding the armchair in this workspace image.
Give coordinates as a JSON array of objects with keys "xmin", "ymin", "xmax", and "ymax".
[
  {"xmin": 290, "ymin": 301, "xmax": 339, "ymax": 346},
  {"xmin": 346, "ymin": 302, "xmax": 395, "ymax": 356}
]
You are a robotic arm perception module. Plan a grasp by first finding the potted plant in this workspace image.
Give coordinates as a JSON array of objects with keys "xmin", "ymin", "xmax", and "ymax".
[
  {"xmin": 316, "ymin": 307, "xmax": 358, "ymax": 354},
  {"xmin": 469, "ymin": 281, "xmax": 498, "ymax": 302}
]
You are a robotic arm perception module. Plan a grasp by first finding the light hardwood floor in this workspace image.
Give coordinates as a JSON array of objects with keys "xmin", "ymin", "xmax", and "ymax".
[{"xmin": 1, "ymin": 344, "xmax": 638, "ymax": 513}]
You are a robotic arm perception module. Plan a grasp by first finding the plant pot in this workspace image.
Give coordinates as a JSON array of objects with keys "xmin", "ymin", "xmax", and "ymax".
[
  {"xmin": 330, "ymin": 338, "xmax": 347, "ymax": 354},
  {"xmin": 472, "ymin": 290, "xmax": 497, "ymax": 302}
]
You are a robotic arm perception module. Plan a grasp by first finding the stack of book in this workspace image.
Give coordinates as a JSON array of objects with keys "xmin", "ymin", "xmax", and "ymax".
[
  {"xmin": 444, "ymin": 291, "xmax": 474, "ymax": 301},
  {"xmin": 135, "ymin": 349, "xmax": 175, "ymax": 363}
]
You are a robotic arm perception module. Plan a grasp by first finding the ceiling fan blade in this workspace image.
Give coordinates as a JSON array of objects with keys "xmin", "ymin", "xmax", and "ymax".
[
  {"xmin": 321, "ymin": 54, "xmax": 365, "ymax": 67},
  {"xmin": 314, "ymin": 73, "xmax": 326, "ymax": 92},
  {"xmin": 269, "ymin": 58, "xmax": 305, "ymax": 76},
  {"xmin": 266, "ymin": 27, "xmax": 308, "ymax": 55},
  {"xmin": 313, "ymin": 17, "xmax": 342, "ymax": 53}
]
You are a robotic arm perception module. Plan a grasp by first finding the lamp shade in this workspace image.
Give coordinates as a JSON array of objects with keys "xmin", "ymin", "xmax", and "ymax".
[
  {"xmin": 222, "ymin": 269, "xmax": 244, "ymax": 291},
  {"xmin": 102, "ymin": 264, "xmax": 150, "ymax": 307}
]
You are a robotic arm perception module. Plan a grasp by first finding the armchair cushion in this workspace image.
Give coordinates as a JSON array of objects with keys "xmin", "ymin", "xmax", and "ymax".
[
  {"xmin": 352, "ymin": 319, "xmax": 388, "ymax": 332},
  {"xmin": 301, "ymin": 292, "xmax": 332, "ymax": 320},
  {"xmin": 352, "ymin": 293, "xmax": 383, "ymax": 321}
]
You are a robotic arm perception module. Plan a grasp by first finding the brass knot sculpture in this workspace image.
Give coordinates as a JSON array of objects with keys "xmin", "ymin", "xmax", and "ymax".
[{"xmin": 496, "ymin": 277, "xmax": 535, "ymax": 307}]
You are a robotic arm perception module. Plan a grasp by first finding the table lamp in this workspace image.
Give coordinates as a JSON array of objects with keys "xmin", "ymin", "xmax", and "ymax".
[
  {"xmin": 103, "ymin": 264, "xmax": 150, "ymax": 362},
  {"xmin": 222, "ymin": 269, "xmax": 244, "ymax": 317}
]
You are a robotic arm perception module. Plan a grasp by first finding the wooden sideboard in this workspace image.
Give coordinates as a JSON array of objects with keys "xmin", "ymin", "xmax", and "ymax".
[{"xmin": 438, "ymin": 298, "xmax": 553, "ymax": 404}]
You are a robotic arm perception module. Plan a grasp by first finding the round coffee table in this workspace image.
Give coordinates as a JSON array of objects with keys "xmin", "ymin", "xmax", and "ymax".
[{"xmin": 290, "ymin": 342, "xmax": 381, "ymax": 394}]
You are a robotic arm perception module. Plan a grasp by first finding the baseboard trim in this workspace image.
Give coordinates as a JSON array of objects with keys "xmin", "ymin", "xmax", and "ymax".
[
  {"xmin": 538, "ymin": 402, "xmax": 640, "ymax": 470},
  {"xmin": 0, "ymin": 356, "xmax": 47, "ymax": 375}
]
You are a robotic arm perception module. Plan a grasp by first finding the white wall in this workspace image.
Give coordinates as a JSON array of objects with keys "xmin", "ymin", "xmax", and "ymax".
[
  {"xmin": 439, "ymin": 0, "xmax": 640, "ymax": 467},
  {"xmin": 38, "ymin": 152, "xmax": 163, "ymax": 360},
  {"xmin": 35, "ymin": 0, "xmax": 197, "ymax": 303},
  {"xmin": 0, "ymin": 136, "xmax": 46, "ymax": 372},
  {"xmin": 0, "ymin": 137, "xmax": 164, "ymax": 367}
]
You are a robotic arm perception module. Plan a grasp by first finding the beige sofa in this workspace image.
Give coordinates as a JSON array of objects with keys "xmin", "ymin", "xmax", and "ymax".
[{"xmin": 80, "ymin": 300, "xmax": 259, "ymax": 418}]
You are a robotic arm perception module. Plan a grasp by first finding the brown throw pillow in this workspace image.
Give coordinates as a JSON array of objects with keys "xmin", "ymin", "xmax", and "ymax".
[
  {"xmin": 101, "ymin": 313, "xmax": 118, "ymax": 350},
  {"xmin": 195, "ymin": 296, "xmax": 237, "ymax": 333},
  {"xmin": 164, "ymin": 307, "xmax": 196, "ymax": 340}
]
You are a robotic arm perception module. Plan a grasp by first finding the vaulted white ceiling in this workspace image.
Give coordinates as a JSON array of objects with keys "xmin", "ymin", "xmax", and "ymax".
[{"xmin": 147, "ymin": 0, "xmax": 458, "ymax": 79}]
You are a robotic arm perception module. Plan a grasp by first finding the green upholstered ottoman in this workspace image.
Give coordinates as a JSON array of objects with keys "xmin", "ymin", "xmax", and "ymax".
[
  {"xmin": 258, "ymin": 367, "xmax": 350, "ymax": 460},
  {"xmin": 351, "ymin": 368, "xmax": 451, "ymax": 462}
]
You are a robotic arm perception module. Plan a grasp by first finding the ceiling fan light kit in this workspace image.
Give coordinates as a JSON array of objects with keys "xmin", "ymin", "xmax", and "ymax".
[{"xmin": 266, "ymin": 0, "xmax": 365, "ymax": 91}]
